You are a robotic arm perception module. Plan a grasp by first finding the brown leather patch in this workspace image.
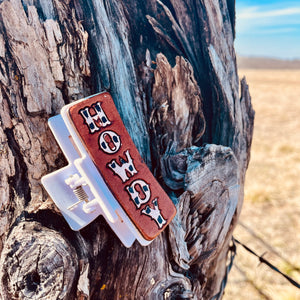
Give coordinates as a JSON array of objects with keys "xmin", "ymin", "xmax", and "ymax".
[{"xmin": 68, "ymin": 92, "xmax": 176, "ymax": 240}]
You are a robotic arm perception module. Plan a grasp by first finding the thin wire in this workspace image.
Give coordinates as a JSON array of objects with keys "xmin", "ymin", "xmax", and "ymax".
[
  {"xmin": 238, "ymin": 222, "xmax": 300, "ymax": 272},
  {"xmin": 233, "ymin": 263, "xmax": 273, "ymax": 300},
  {"xmin": 210, "ymin": 239, "xmax": 237, "ymax": 300},
  {"xmin": 234, "ymin": 238, "xmax": 300, "ymax": 289}
]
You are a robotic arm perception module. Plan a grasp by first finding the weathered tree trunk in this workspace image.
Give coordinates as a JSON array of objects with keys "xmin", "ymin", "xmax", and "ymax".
[{"xmin": 0, "ymin": 0, "xmax": 254, "ymax": 299}]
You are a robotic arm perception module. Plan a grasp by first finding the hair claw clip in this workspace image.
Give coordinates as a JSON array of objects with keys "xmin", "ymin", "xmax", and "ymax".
[{"xmin": 42, "ymin": 92, "xmax": 176, "ymax": 247}]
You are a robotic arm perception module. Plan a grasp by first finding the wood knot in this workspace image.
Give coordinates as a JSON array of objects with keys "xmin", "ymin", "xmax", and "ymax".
[
  {"xmin": 150, "ymin": 278, "xmax": 194, "ymax": 300},
  {"xmin": 0, "ymin": 221, "xmax": 78, "ymax": 299},
  {"xmin": 163, "ymin": 284, "xmax": 194, "ymax": 299}
]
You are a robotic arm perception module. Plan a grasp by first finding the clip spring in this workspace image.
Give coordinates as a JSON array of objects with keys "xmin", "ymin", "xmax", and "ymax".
[{"xmin": 65, "ymin": 174, "xmax": 89, "ymax": 210}]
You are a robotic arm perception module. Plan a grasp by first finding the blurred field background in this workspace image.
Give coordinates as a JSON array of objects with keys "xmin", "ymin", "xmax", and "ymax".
[{"xmin": 223, "ymin": 62, "xmax": 300, "ymax": 299}]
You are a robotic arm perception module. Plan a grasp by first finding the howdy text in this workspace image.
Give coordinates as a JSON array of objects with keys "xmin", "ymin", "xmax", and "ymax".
[{"xmin": 79, "ymin": 101, "xmax": 167, "ymax": 229}]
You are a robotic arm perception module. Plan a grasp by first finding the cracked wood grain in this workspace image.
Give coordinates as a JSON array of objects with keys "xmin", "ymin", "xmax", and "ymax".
[
  {"xmin": 0, "ymin": 221, "xmax": 78, "ymax": 300},
  {"xmin": 0, "ymin": 0, "xmax": 254, "ymax": 299}
]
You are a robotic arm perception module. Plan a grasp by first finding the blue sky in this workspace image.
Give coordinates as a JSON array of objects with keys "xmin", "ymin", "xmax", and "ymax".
[{"xmin": 235, "ymin": 0, "xmax": 300, "ymax": 59}]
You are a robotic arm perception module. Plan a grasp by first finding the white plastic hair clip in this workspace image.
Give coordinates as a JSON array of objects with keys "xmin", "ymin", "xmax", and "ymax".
[{"xmin": 42, "ymin": 92, "xmax": 176, "ymax": 247}]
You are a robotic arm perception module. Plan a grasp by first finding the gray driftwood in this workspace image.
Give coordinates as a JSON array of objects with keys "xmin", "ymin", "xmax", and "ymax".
[{"xmin": 0, "ymin": 0, "xmax": 254, "ymax": 299}]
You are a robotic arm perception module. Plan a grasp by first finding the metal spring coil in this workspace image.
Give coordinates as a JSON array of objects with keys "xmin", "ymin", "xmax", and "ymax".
[{"xmin": 73, "ymin": 186, "xmax": 88, "ymax": 202}]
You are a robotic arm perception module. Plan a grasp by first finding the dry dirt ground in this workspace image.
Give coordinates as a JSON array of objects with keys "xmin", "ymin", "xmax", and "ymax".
[{"xmin": 223, "ymin": 69, "xmax": 300, "ymax": 300}]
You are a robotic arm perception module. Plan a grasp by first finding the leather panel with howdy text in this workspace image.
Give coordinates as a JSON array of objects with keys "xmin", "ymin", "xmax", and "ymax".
[{"xmin": 67, "ymin": 92, "xmax": 176, "ymax": 240}]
